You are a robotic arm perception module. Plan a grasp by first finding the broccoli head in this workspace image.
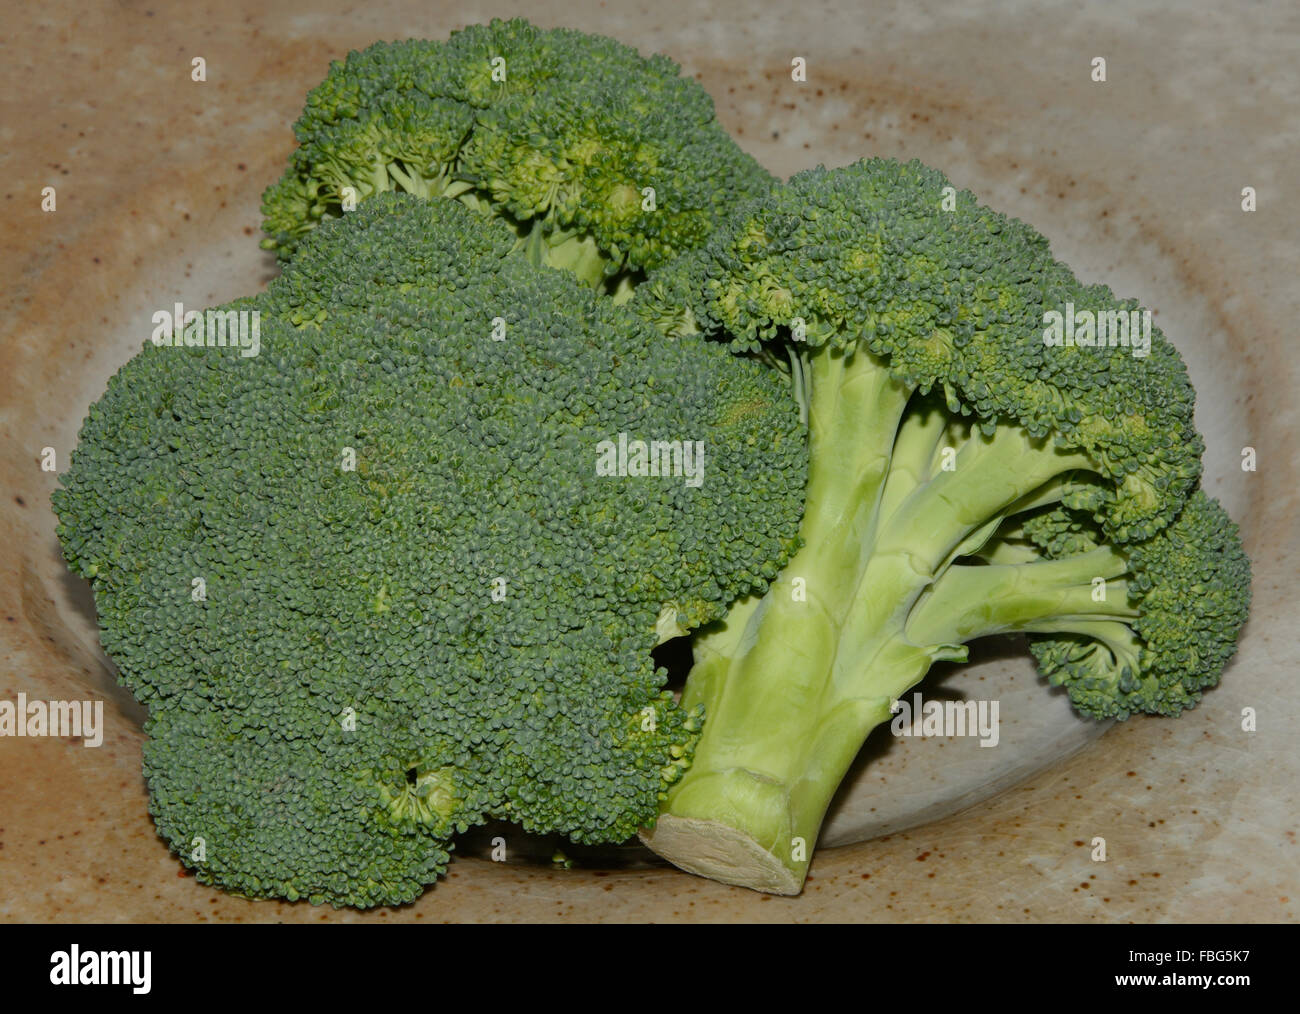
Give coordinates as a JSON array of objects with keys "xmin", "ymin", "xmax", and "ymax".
[
  {"xmin": 633, "ymin": 158, "xmax": 1252, "ymax": 894},
  {"xmin": 261, "ymin": 18, "xmax": 775, "ymax": 295},
  {"xmin": 54, "ymin": 194, "xmax": 806, "ymax": 906}
]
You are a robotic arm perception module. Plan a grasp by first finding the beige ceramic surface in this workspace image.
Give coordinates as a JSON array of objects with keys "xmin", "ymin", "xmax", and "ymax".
[{"xmin": 2, "ymin": 0, "xmax": 1295, "ymax": 921}]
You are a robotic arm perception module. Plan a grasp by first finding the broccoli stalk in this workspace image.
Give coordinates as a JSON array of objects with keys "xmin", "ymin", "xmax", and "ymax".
[{"xmin": 634, "ymin": 158, "xmax": 1251, "ymax": 895}]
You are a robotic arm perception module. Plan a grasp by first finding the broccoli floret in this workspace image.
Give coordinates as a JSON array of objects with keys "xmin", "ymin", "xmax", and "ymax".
[
  {"xmin": 53, "ymin": 194, "xmax": 806, "ymax": 907},
  {"xmin": 261, "ymin": 19, "xmax": 775, "ymax": 296},
  {"xmin": 632, "ymin": 158, "xmax": 1252, "ymax": 895}
]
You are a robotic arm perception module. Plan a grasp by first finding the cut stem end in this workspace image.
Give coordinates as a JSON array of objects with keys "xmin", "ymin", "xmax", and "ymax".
[{"xmin": 640, "ymin": 815, "xmax": 803, "ymax": 896}]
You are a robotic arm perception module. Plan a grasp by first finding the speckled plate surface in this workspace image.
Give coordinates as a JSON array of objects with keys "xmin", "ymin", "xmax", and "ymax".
[{"xmin": 2, "ymin": 0, "xmax": 1295, "ymax": 921}]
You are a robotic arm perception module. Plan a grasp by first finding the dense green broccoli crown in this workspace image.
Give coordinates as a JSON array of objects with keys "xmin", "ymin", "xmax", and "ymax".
[
  {"xmin": 638, "ymin": 158, "xmax": 1203, "ymax": 542},
  {"xmin": 54, "ymin": 194, "xmax": 806, "ymax": 906},
  {"xmin": 261, "ymin": 18, "xmax": 775, "ymax": 290},
  {"xmin": 634, "ymin": 158, "xmax": 1250, "ymax": 895}
]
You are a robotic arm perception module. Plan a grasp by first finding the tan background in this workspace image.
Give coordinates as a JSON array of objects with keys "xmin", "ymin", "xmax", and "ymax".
[{"xmin": 1, "ymin": 0, "xmax": 1296, "ymax": 921}]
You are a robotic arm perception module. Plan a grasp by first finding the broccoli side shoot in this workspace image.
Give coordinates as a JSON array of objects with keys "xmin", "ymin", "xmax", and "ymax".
[
  {"xmin": 53, "ymin": 194, "xmax": 807, "ymax": 907},
  {"xmin": 261, "ymin": 18, "xmax": 776, "ymax": 298},
  {"xmin": 632, "ymin": 158, "xmax": 1252, "ymax": 895}
]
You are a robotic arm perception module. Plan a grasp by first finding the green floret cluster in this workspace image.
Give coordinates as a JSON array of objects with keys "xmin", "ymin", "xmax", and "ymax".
[
  {"xmin": 54, "ymin": 195, "xmax": 806, "ymax": 906},
  {"xmin": 1016, "ymin": 490, "xmax": 1253, "ymax": 719},
  {"xmin": 56, "ymin": 17, "xmax": 1251, "ymax": 908},
  {"xmin": 633, "ymin": 158, "xmax": 1251, "ymax": 894},
  {"xmin": 261, "ymin": 18, "xmax": 775, "ymax": 294}
]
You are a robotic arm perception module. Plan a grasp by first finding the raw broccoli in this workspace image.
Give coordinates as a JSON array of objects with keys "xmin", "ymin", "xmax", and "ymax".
[
  {"xmin": 53, "ymin": 194, "xmax": 807, "ymax": 907},
  {"xmin": 261, "ymin": 18, "xmax": 775, "ymax": 296},
  {"xmin": 633, "ymin": 158, "xmax": 1252, "ymax": 895}
]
